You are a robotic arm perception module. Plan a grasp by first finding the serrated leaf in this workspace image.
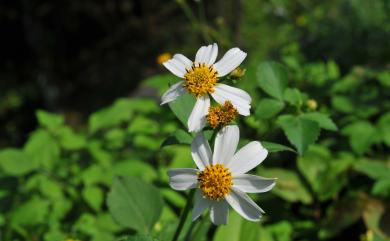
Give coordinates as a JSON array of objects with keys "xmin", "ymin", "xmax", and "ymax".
[
  {"xmin": 256, "ymin": 62, "xmax": 288, "ymax": 100},
  {"xmin": 262, "ymin": 141, "xmax": 295, "ymax": 153},
  {"xmin": 255, "ymin": 98, "xmax": 285, "ymax": 119},
  {"xmin": 301, "ymin": 112, "xmax": 338, "ymax": 131},
  {"xmin": 107, "ymin": 177, "xmax": 163, "ymax": 234},
  {"xmin": 277, "ymin": 115, "xmax": 320, "ymax": 155},
  {"xmin": 168, "ymin": 92, "xmax": 196, "ymax": 128},
  {"xmin": 161, "ymin": 129, "xmax": 193, "ymax": 147}
]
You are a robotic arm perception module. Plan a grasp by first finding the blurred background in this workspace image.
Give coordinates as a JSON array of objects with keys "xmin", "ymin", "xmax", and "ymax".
[{"xmin": 0, "ymin": 0, "xmax": 389, "ymax": 241}]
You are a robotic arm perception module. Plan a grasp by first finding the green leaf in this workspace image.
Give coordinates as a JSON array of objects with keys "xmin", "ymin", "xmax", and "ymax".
[
  {"xmin": 142, "ymin": 74, "xmax": 174, "ymax": 95},
  {"xmin": 372, "ymin": 179, "xmax": 390, "ymax": 197},
  {"xmin": 111, "ymin": 160, "xmax": 157, "ymax": 182},
  {"xmin": 342, "ymin": 121, "xmax": 377, "ymax": 155},
  {"xmin": 36, "ymin": 110, "xmax": 64, "ymax": 129},
  {"xmin": 57, "ymin": 126, "xmax": 87, "ymax": 150},
  {"xmin": 88, "ymin": 98, "xmax": 134, "ymax": 133},
  {"xmin": 262, "ymin": 141, "xmax": 295, "ymax": 153},
  {"xmin": 301, "ymin": 112, "xmax": 338, "ymax": 131},
  {"xmin": 255, "ymin": 98, "xmax": 285, "ymax": 119},
  {"xmin": 256, "ymin": 61, "xmax": 288, "ymax": 100},
  {"xmin": 24, "ymin": 129, "xmax": 60, "ymax": 169},
  {"xmin": 213, "ymin": 212, "xmax": 259, "ymax": 241},
  {"xmin": 83, "ymin": 185, "xmax": 104, "ymax": 211},
  {"xmin": 0, "ymin": 149, "xmax": 36, "ymax": 176},
  {"xmin": 277, "ymin": 115, "xmax": 320, "ymax": 155},
  {"xmin": 283, "ymin": 88, "xmax": 303, "ymax": 107},
  {"xmin": 298, "ymin": 146, "xmax": 353, "ymax": 201},
  {"xmin": 11, "ymin": 196, "xmax": 50, "ymax": 226},
  {"xmin": 107, "ymin": 177, "xmax": 163, "ymax": 234},
  {"xmin": 128, "ymin": 116, "xmax": 159, "ymax": 135},
  {"xmin": 378, "ymin": 112, "xmax": 390, "ymax": 147},
  {"xmin": 161, "ymin": 129, "xmax": 193, "ymax": 147},
  {"xmin": 168, "ymin": 92, "xmax": 196, "ymax": 128},
  {"xmin": 119, "ymin": 235, "xmax": 159, "ymax": 241},
  {"xmin": 258, "ymin": 168, "xmax": 312, "ymax": 204},
  {"xmin": 331, "ymin": 96, "xmax": 354, "ymax": 113},
  {"xmin": 353, "ymin": 160, "xmax": 390, "ymax": 180}
]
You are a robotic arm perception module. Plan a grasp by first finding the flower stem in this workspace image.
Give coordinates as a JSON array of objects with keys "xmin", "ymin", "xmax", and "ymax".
[{"xmin": 172, "ymin": 189, "xmax": 195, "ymax": 241}]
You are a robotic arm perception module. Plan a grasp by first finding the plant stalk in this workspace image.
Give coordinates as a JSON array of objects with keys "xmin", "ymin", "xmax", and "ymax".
[{"xmin": 172, "ymin": 189, "xmax": 195, "ymax": 241}]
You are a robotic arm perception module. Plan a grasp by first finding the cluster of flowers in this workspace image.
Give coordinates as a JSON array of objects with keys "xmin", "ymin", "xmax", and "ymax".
[{"xmin": 161, "ymin": 44, "xmax": 276, "ymax": 225}]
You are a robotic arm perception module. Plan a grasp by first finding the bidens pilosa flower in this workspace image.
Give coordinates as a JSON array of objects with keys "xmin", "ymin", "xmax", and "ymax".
[
  {"xmin": 168, "ymin": 125, "xmax": 276, "ymax": 225},
  {"xmin": 207, "ymin": 101, "xmax": 238, "ymax": 129},
  {"xmin": 161, "ymin": 43, "xmax": 251, "ymax": 132}
]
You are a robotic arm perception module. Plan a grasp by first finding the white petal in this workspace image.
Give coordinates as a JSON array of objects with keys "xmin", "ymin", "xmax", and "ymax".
[
  {"xmin": 195, "ymin": 43, "xmax": 218, "ymax": 64},
  {"xmin": 173, "ymin": 54, "xmax": 193, "ymax": 69},
  {"xmin": 212, "ymin": 125, "xmax": 239, "ymax": 165},
  {"xmin": 195, "ymin": 45, "xmax": 210, "ymax": 64},
  {"xmin": 213, "ymin": 48, "xmax": 247, "ymax": 77},
  {"xmin": 211, "ymin": 84, "xmax": 251, "ymax": 116},
  {"xmin": 210, "ymin": 200, "xmax": 229, "ymax": 225},
  {"xmin": 161, "ymin": 81, "xmax": 185, "ymax": 105},
  {"xmin": 163, "ymin": 57, "xmax": 188, "ymax": 78},
  {"xmin": 233, "ymin": 174, "xmax": 276, "ymax": 193},
  {"xmin": 192, "ymin": 190, "xmax": 211, "ymax": 221},
  {"xmin": 167, "ymin": 168, "xmax": 198, "ymax": 191},
  {"xmin": 227, "ymin": 141, "xmax": 268, "ymax": 175},
  {"xmin": 225, "ymin": 188, "xmax": 264, "ymax": 221},
  {"xmin": 207, "ymin": 43, "xmax": 218, "ymax": 65},
  {"xmin": 188, "ymin": 96, "xmax": 210, "ymax": 132},
  {"xmin": 191, "ymin": 132, "xmax": 212, "ymax": 170}
]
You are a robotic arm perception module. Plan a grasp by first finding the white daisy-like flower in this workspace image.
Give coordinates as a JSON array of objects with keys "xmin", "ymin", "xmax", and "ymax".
[
  {"xmin": 167, "ymin": 125, "xmax": 276, "ymax": 225},
  {"xmin": 161, "ymin": 43, "xmax": 251, "ymax": 132}
]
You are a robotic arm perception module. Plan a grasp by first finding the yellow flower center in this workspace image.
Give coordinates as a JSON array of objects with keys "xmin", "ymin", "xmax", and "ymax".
[
  {"xmin": 197, "ymin": 164, "xmax": 232, "ymax": 201},
  {"xmin": 183, "ymin": 63, "xmax": 218, "ymax": 98},
  {"xmin": 207, "ymin": 101, "xmax": 238, "ymax": 129}
]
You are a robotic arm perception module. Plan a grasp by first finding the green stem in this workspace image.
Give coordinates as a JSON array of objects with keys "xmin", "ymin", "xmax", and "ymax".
[{"xmin": 172, "ymin": 189, "xmax": 195, "ymax": 241}]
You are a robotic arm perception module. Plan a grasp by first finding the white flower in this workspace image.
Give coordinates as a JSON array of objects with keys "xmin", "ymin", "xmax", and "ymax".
[
  {"xmin": 167, "ymin": 125, "xmax": 276, "ymax": 225},
  {"xmin": 161, "ymin": 43, "xmax": 251, "ymax": 132}
]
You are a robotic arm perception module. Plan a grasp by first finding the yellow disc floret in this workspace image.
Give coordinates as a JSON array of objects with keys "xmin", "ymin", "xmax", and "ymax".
[
  {"xmin": 183, "ymin": 63, "xmax": 218, "ymax": 98},
  {"xmin": 207, "ymin": 101, "xmax": 238, "ymax": 129},
  {"xmin": 197, "ymin": 164, "xmax": 233, "ymax": 201}
]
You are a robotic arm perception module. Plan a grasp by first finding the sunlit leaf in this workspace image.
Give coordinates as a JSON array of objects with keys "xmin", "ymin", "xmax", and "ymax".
[
  {"xmin": 255, "ymin": 98, "xmax": 285, "ymax": 119},
  {"xmin": 168, "ymin": 92, "xmax": 196, "ymax": 128},
  {"xmin": 277, "ymin": 115, "xmax": 320, "ymax": 155},
  {"xmin": 107, "ymin": 177, "xmax": 163, "ymax": 234},
  {"xmin": 0, "ymin": 148, "xmax": 36, "ymax": 176},
  {"xmin": 256, "ymin": 61, "xmax": 288, "ymax": 100},
  {"xmin": 36, "ymin": 110, "xmax": 64, "ymax": 129},
  {"xmin": 301, "ymin": 112, "xmax": 338, "ymax": 131}
]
